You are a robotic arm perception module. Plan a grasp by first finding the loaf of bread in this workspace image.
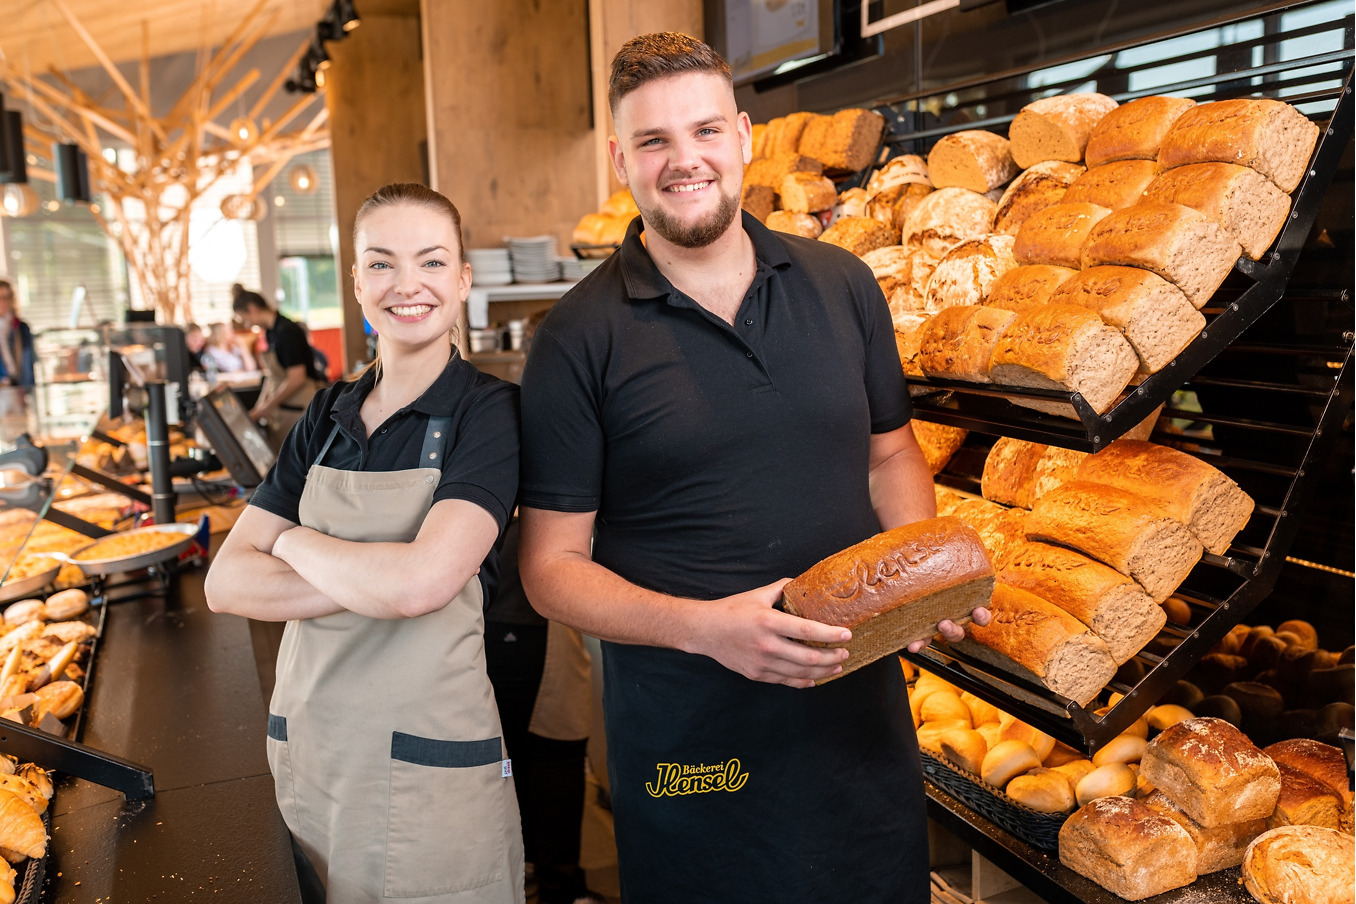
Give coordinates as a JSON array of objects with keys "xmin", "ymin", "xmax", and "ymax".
[
  {"xmin": 1080, "ymin": 200, "xmax": 1242, "ymax": 308},
  {"xmin": 1264, "ymin": 739, "xmax": 1354, "ymax": 834},
  {"xmin": 1061, "ymin": 159, "xmax": 1158, "ymax": 210},
  {"xmin": 1144, "ymin": 161, "xmax": 1291, "ymax": 260},
  {"xmin": 1268, "ymin": 765, "xmax": 1344, "ymax": 831},
  {"xmin": 987, "ymin": 303, "xmax": 1140, "ymax": 417},
  {"xmin": 948, "ymin": 498, "xmax": 1029, "ymax": 570},
  {"xmin": 836, "ymin": 187, "xmax": 871, "ymax": 219},
  {"xmin": 999, "ymin": 541, "xmax": 1164, "ymax": 665},
  {"xmin": 1049, "ymin": 266, "xmax": 1205, "ymax": 374},
  {"xmin": 1242, "ymin": 825, "xmax": 1355, "ymax": 904},
  {"xmin": 819, "ymin": 215, "xmax": 896, "ymax": 255},
  {"xmin": 872, "ymin": 182, "xmax": 934, "ymax": 232},
  {"xmin": 894, "ymin": 317, "xmax": 929, "ymax": 378},
  {"xmin": 1074, "ymin": 439, "xmax": 1254, "ymax": 556},
  {"xmin": 981, "ymin": 437, "xmax": 1048, "ymax": 509},
  {"xmin": 1013, "ymin": 202, "xmax": 1113, "ymax": 269},
  {"xmin": 1026, "ymin": 480, "xmax": 1203, "ymax": 601},
  {"xmin": 928, "ymin": 130, "xmax": 1019, "ymax": 193},
  {"xmin": 744, "ymin": 153, "xmax": 823, "ymax": 190},
  {"xmin": 918, "ymin": 305, "xmax": 1018, "ymax": 382},
  {"xmin": 781, "ymin": 516, "xmax": 994, "ymax": 683},
  {"xmin": 779, "ymin": 172, "xmax": 837, "ymax": 213},
  {"xmin": 924, "ymin": 234, "xmax": 1018, "ymax": 312},
  {"xmin": 868, "ymin": 154, "xmax": 931, "ymax": 195},
  {"xmin": 740, "ymin": 183, "xmax": 775, "ymax": 222},
  {"xmin": 984, "ymin": 264, "xmax": 1077, "ymax": 315},
  {"xmin": 877, "ymin": 249, "xmax": 939, "ymax": 324},
  {"xmin": 571, "ymin": 213, "xmax": 629, "ymax": 246},
  {"xmin": 954, "ymin": 583, "xmax": 1116, "ymax": 705},
  {"xmin": 765, "ymin": 210, "xmax": 823, "ymax": 239},
  {"xmin": 911, "ymin": 421, "xmax": 968, "ymax": 475},
  {"xmin": 992, "ymin": 160, "xmax": 1085, "ymax": 236},
  {"xmin": 772, "ymin": 111, "xmax": 817, "ymax": 156},
  {"xmin": 901, "ymin": 187, "xmax": 997, "ymax": 259},
  {"xmin": 1141, "ymin": 717, "xmax": 1281, "ymax": 828},
  {"xmin": 1084, "ymin": 95, "xmax": 1198, "ymax": 168},
  {"xmin": 1010, "ymin": 93, "xmax": 1119, "ymax": 169},
  {"xmin": 1142, "ymin": 789, "xmax": 1265, "ymax": 873},
  {"xmin": 803, "ymin": 108, "xmax": 886, "ymax": 173},
  {"xmin": 1059, "ymin": 796, "xmax": 1198, "ymax": 900},
  {"xmin": 1157, "ymin": 98, "xmax": 1320, "ymax": 193},
  {"xmin": 1031, "ymin": 446, "xmax": 1087, "ymax": 500}
]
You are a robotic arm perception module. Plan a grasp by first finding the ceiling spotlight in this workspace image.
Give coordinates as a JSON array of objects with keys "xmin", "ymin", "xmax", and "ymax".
[
  {"xmin": 229, "ymin": 117, "xmax": 259, "ymax": 144},
  {"xmin": 309, "ymin": 38, "xmax": 331, "ymax": 72},
  {"xmin": 317, "ymin": 8, "xmax": 344, "ymax": 42},
  {"xmin": 337, "ymin": 0, "xmax": 360, "ymax": 32},
  {"xmin": 274, "ymin": 195, "xmax": 286, "ymax": 207},
  {"xmin": 289, "ymin": 164, "xmax": 318, "ymax": 194},
  {"xmin": 0, "ymin": 184, "xmax": 39, "ymax": 218}
]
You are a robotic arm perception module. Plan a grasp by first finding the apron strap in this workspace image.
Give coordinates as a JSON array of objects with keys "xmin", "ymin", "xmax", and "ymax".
[
  {"xmin": 419, "ymin": 416, "xmax": 453, "ymax": 467},
  {"xmin": 314, "ymin": 421, "xmax": 344, "ymax": 466}
]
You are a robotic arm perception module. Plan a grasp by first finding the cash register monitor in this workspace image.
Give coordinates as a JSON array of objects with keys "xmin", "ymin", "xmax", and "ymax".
[{"xmin": 195, "ymin": 386, "xmax": 276, "ymax": 487}]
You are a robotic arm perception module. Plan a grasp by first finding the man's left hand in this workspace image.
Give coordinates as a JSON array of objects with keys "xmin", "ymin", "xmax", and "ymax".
[{"xmin": 905, "ymin": 606, "xmax": 991, "ymax": 654}]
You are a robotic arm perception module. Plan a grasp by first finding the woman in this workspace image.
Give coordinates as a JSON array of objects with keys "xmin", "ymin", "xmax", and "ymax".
[
  {"xmin": 201, "ymin": 322, "xmax": 255, "ymax": 377},
  {"xmin": 206, "ymin": 183, "xmax": 524, "ymax": 904},
  {"xmin": 0, "ymin": 279, "xmax": 35, "ymax": 417}
]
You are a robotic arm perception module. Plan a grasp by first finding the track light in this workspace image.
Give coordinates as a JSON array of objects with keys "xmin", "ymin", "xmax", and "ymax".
[
  {"xmin": 0, "ymin": 111, "xmax": 27, "ymax": 184},
  {"xmin": 54, "ymin": 143, "xmax": 92, "ymax": 203},
  {"xmin": 337, "ymin": 0, "xmax": 360, "ymax": 32}
]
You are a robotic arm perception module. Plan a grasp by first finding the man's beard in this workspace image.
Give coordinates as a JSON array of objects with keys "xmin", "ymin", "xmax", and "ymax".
[{"xmin": 641, "ymin": 182, "xmax": 741, "ymax": 249}]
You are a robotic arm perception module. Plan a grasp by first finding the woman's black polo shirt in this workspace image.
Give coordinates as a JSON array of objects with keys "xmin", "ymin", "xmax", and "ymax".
[{"xmin": 519, "ymin": 212, "xmax": 912, "ymax": 600}]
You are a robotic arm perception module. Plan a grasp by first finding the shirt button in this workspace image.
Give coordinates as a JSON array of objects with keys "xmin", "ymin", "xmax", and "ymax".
[
  {"xmin": 380, "ymin": 427, "xmax": 388, "ymax": 434},
  {"xmin": 744, "ymin": 319, "xmax": 753, "ymax": 325},
  {"xmin": 746, "ymin": 352, "xmax": 754, "ymax": 358}
]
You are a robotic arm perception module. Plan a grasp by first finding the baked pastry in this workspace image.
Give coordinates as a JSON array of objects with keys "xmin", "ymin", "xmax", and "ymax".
[
  {"xmin": 1143, "ymin": 789, "xmax": 1265, "ymax": 873},
  {"xmin": 998, "ymin": 541, "xmax": 1165, "ymax": 665},
  {"xmin": 1157, "ymin": 98, "xmax": 1320, "ymax": 193},
  {"xmin": 984, "ymin": 264, "xmax": 1077, "ymax": 315},
  {"xmin": 818, "ymin": 216, "xmax": 896, "ymax": 256},
  {"xmin": 1007, "ymin": 769, "xmax": 1077, "ymax": 813},
  {"xmin": 1010, "ymin": 93, "xmax": 1119, "ymax": 169},
  {"xmin": 955, "ymin": 583, "xmax": 1117, "ymax": 705},
  {"xmin": 1074, "ymin": 439, "xmax": 1254, "ymax": 556},
  {"xmin": 987, "ymin": 303, "xmax": 1140, "ymax": 417},
  {"xmin": 33, "ymin": 679, "xmax": 84, "ymax": 721},
  {"xmin": 1263, "ymin": 739, "xmax": 1354, "ymax": 834},
  {"xmin": 992, "ymin": 160, "xmax": 1085, "ymax": 236},
  {"xmin": 1242, "ymin": 825, "xmax": 1355, "ymax": 904},
  {"xmin": 1012, "ymin": 201, "xmax": 1113, "ymax": 269},
  {"xmin": 1058, "ymin": 796, "xmax": 1197, "ymax": 900},
  {"xmin": 1060, "ymin": 159, "xmax": 1158, "ymax": 210},
  {"xmin": 911, "ymin": 421, "xmax": 968, "ymax": 475},
  {"xmin": 927, "ymin": 130, "xmax": 1018, "ymax": 193},
  {"xmin": 1144, "ymin": 161, "xmax": 1291, "ymax": 260},
  {"xmin": 0, "ymin": 789, "xmax": 45, "ymax": 861},
  {"xmin": 1141, "ymin": 716, "xmax": 1281, "ymax": 828},
  {"xmin": 923, "ymin": 234, "xmax": 1018, "ymax": 312},
  {"xmin": 1084, "ymin": 95, "xmax": 1197, "ymax": 167},
  {"xmin": 1048, "ymin": 266, "xmax": 1204, "ymax": 374},
  {"xmin": 43, "ymin": 588, "xmax": 89, "ymax": 620},
  {"xmin": 781, "ymin": 516, "xmax": 994, "ymax": 683},
  {"xmin": 981, "ymin": 437, "xmax": 1047, "ymax": 509},
  {"xmin": 1080, "ymin": 200, "xmax": 1242, "ymax": 308},
  {"xmin": 918, "ymin": 306, "xmax": 1018, "ymax": 382},
  {"xmin": 901, "ymin": 187, "xmax": 997, "ymax": 259},
  {"xmin": 765, "ymin": 210, "xmax": 823, "ymax": 239},
  {"xmin": 779, "ymin": 172, "xmax": 837, "ymax": 213},
  {"xmin": 1075, "ymin": 763, "xmax": 1137, "ymax": 806}
]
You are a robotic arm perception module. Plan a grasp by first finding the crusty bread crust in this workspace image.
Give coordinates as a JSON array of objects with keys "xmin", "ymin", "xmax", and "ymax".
[
  {"xmin": 1062, "ymin": 159, "xmax": 1158, "ymax": 210},
  {"xmin": 981, "ymin": 437, "xmax": 1048, "ymax": 509},
  {"xmin": 1059, "ymin": 796, "xmax": 1198, "ymax": 900},
  {"xmin": 985, "ymin": 264, "xmax": 1077, "ymax": 314},
  {"xmin": 1013, "ymin": 202, "xmax": 1113, "ymax": 268},
  {"xmin": 1142, "ymin": 789, "xmax": 1266, "ymax": 873},
  {"xmin": 993, "ymin": 161, "xmax": 1085, "ymax": 236},
  {"xmin": 1242, "ymin": 826, "xmax": 1355, "ymax": 904},
  {"xmin": 1141, "ymin": 717, "xmax": 1281, "ymax": 828},
  {"xmin": 925, "ymin": 234, "xmax": 1018, "ymax": 312},
  {"xmin": 1144, "ymin": 161, "xmax": 1291, "ymax": 260},
  {"xmin": 1049, "ymin": 266, "xmax": 1204, "ymax": 374},
  {"xmin": 1263, "ymin": 739, "xmax": 1355, "ymax": 834},
  {"xmin": 928, "ymin": 129, "xmax": 1019, "ymax": 193},
  {"xmin": 819, "ymin": 216, "xmax": 895, "ymax": 254},
  {"xmin": 918, "ymin": 305, "xmax": 1018, "ymax": 383},
  {"xmin": 902, "ymin": 187, "xmax": 997, "ymax": 258},
  {"xmin": 1084, "ymin": 95, "xmax": 1197, "ymax": 167},
  {"xmin": 1157, "ymin": 98, "xmax": 1320, "ymax": 193}
]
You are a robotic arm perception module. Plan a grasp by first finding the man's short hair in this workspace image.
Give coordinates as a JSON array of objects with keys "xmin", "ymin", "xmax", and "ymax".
[
  {"xmin": 608, "ymin": 32, "xmax": 732, "ymax": 115},
  {"xmin": 231, "ymin": 290, "xmax": 270, "ymax": 314}
]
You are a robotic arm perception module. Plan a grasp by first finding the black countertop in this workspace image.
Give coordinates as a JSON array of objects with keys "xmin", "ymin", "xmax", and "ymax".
[{"xmin": 38, "ymin": 544, "xmax": 301, "ymax": 902}]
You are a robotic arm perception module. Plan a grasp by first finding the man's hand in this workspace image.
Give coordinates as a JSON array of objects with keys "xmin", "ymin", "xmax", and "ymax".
[
  {"xmin": 905, "ymin": 606, "xmax": 993, "ymax": 654},
  {"xmin": 684, "ymin": 579, "xmax": 852, "ymax": 689}
]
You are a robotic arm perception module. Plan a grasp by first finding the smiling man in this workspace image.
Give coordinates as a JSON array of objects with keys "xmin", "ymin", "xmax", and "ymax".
[{"xmin": 517, "ymin": 33, "xmax": 988, "ymax": 903}]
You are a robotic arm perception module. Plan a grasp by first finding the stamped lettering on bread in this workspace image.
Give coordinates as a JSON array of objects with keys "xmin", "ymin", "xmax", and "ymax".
[{"xmin": 826, "ymin": 527, "xmax": 950, "ymax": 600}]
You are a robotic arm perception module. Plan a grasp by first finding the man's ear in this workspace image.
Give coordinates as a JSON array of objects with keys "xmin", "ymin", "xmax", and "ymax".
[{"xmin": 608, "ymin": 135, "xmax": 630, "ymax": 186}]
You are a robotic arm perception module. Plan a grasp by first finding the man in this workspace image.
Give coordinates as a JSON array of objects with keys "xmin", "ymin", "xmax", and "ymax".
[
  {"xmin": 518, "ymin": 33, "xmax": 989, "ymax": 903},
  {"xmin": 0, "ymin": 279, "xmax": 35, "ymax": 417},
  {"xmin": 232, "ymin": 290, "xmax": 325, "ymax": 448}
]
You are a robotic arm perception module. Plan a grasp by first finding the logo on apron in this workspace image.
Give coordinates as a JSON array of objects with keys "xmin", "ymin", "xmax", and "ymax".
[{"xmin": 645, "ymin": 759, "xmax": 749, "ymax": 797}]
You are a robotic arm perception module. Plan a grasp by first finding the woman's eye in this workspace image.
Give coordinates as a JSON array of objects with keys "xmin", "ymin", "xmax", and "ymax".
[
  {"xmin": 369, "ymin": 261, "xmax": 391, "ymax": 270},
  {"xmin": 423, "ymin": 260, "xmax": 445, "ymax": 268}
]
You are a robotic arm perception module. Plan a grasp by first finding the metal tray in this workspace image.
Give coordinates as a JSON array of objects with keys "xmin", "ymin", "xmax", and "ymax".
[
  {"xmin": 67, "ymin": 523, "xmax": 199, "ymax": 577},
  {"xmin": 0, "ymin": 565, "xmax": 62, "ymax": 604}
]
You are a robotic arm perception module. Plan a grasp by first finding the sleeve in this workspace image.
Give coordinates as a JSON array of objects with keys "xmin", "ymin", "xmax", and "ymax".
[
  {"xmin": 517, "ymin": 323, "xmax": 606, "ymax": 512},
  {"xmin": 271, "ymin": 321, "xmax": 312, "ymax": 371},
  {"xmin": 247, "ymin": 391, "xmax": 325, "ymax": 523},
  {"xmin": 435, "ymin": 379, "xmax": 520, "ymax": 531},
  {"xmin": 855, "ymin": 260, "xmax": 914, "ymax": 433}
]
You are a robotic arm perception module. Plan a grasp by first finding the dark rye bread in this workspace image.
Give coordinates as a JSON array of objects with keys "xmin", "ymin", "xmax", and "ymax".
[
  {"xmin": 1144, "ymin": 162, "xmax": 1291, "ymax": 261},
  {"xmin": 781, "ymin": 516, "xmax": 994, "ymax": 684},
  {"xmin": 1025, "ymin": 480, "xmax": 1203, "ymax": 602},
  {"xmin": 1141, "ymin": 717, "xmax": 1281, "ymax": 828},
  {"xmin": 1059, "ymin": 797, "xmax": 1198, "ymax": 900},
  {"xmin": 1263, "ymin": 739, "xmax": 1354, "ymax": 834},
  {"xmin": 1157, "ymin": 98, "xmax": 1320, "ymax": 193},
  {"xmin": 1142, "ymin": 789, "xmax": 1266, "ymax": 873},
  {"xmin": 1074, "ymin": 439, "xmax": 1254, "ymax": 556},
  {"xmin": 998, "ymin": 541, "xmax": 1165, "ymax": 665},
  {"xmin": 1084, "ymin": 95, "xmax": 1197, "ymax": 167},
  {"xmin": 954, "ymin": 583, "xmax": 1117, "ymax": 705}
]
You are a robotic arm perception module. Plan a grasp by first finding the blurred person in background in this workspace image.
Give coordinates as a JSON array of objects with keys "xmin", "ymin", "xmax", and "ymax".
[
  {"xmin": 0, "ymin": 279, "xmax": 36, "ymax": 417},
  {"xmin": 232, "ymin": 290, "xmax": 326, "ymax": 448}
]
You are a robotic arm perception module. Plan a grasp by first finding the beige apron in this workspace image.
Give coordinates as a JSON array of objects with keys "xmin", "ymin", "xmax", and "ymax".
[
  {"xmin": 526, "ymin": 622, "xmax": 593, "ymax": 742},
  {"xmin": 260, "ymin": 347, "xmax": 322, "ymax": 449},
  {"xmin": 266, "ymin": 416, "xmax": 525, "ymax": 903}
]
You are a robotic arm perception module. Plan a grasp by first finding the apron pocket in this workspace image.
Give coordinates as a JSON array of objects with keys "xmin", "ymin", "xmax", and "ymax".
[
  {"xmin": 265, "ymin": 714, "xmax": 303, "ymax": 836},
  {"xmin": 384, "ymin": 731, "xmax": 509, "ymax": 898}
]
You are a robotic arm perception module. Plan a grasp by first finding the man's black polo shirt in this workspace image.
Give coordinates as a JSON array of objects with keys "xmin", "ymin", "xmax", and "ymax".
[
  {"xmin": 519, "ymin": 211, "xmax": 912, "ymax": 600},
  {"xmin": 266, "ymin": 311, "xmax": 325, "ymax": 383}
]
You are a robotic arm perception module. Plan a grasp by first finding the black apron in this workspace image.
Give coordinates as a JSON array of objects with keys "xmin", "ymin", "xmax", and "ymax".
[{"xmin": 603, "ymin": 640, "xmax": 928, "ymax": 903}]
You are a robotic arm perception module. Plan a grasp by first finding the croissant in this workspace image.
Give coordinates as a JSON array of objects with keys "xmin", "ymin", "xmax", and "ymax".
[
  {"xmin": 0, "ymin": 776, "xmax": 45, "ymax": 815},
  {"xmin": 0, "ymin": 859, "xmax": 14, "ymax": 904},
  {"xmin": 0, "ymin": 790, "xmax": 45, "ymax": 861}
]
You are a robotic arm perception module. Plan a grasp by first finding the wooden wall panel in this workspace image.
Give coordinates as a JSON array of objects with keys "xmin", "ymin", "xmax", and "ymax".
[{"xmin": 325, "ymin": 12, "xmax": 428, "ymax": 372}]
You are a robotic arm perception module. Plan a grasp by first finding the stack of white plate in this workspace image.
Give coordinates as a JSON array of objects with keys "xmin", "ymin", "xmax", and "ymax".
[
  {"xmin": 558, "ymin": 256, "xmax": 586, "ymax": 282},
  {"xmin": 467, "ymin": 248, "xmax": 513, "ymax": 286},
  {"xmin": 506, "ymin": 236, "xmax": 560, "ymax": 283}
]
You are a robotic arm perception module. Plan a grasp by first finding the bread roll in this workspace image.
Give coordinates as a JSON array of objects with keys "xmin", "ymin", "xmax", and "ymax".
[
  {"xmin": 1076, "ymin": 763, "xmax": 1137, "ymax": 805},
  {"xmin": 981, "ymin": 437, "xmax": 1047, "ymax": 509},
  {"xmin": 1275, "ymin": 620, "xmax": 1319, "ymax": 652},
  {"xmin": 1242, "ymin": 826, "xmax": 1355, "ymax": 904},
  {"xmin": 1013, "ymin": 202, "xmax": 1113, "ymax": 269},
  {"xmin": 920, "ymin": 690, "xmax": 972, "ymax": 726},
  {"xmin": 1145, "ymin": 704, "xmax": 1194, "ymax": 731},
  {"xmin": 2, "ymin": 602, "xmax": 43, "ymax": 626},
  {"xmin": 1074, "ymin": 439, "xmax": 1255, "ymax": 556},
  {"xmin": 765, "ymin": 210, "xmax": 823, "ymax": 239},
  {"xmin": 984, "ymin": 264, "xmax": 1077, "ymax": 315},
  {"xmin": 981, "ymin": 739, "xmax": 1042, "ymax": 788},
  {"xmin": 1059, "ymin": 796, "xmax": 1197, "ymax": 900},
  {"xmin": 956, "ymin": 583, "xmax": 1117, "ymax": 706},
  {"xmin": 987, "ymin": 304, "xmax": 1140, "ymax": 417},
  {"xmin": 918, "ymin": 306, "xmax": 1018, "ymax": 383},
  {"xmin": 740, "ymin": 183, "xmax": 775, "ymax": 222},
  {"xmin": 818, "ymin": 216, "xmax": 896, "ymax": 255},
  {"xmin": 1092, "ymin": 733, "xmax": 1147, "ymax": 767},
  {"xmin": 1141, "ymin": 716, "xmax": 1281, "ymax": 828},
  {"xmin": 924, "ymin": 235, "xmax": 1018, "ymax": 312},
  {"xmin": 901, "ymin": 187, "xmax": 997, "ymax": 259},
  {"xmin": 1026, "ymin": 481, "xmax": 1204, "ymax": 602},
  {"xmin": 911, "ymin": 420, "xmax": 968, "ymax": 475},
  {"xmin": 1007, "ymin": 770, "xmax": 1077, "ymax": 813},
  {"xmin": 1143, "ymin": 789, "xmax": 1265, "ymax": 873},
  {"xmin": 939, "ymin": 728, "xmax": 989, "ymax": 775},
  {"xmin": 928, "ymin": 130, "xmax": 1019, "ymax": 193},
  {"xmin": 1048, "ymin": 266, "xmax": 1204, "ymax": 374},
  {"xmin": 998, "ymin": 716, "xmax": 1056, "ymax": 761},
  {"xmin": 1080, "ymin": 200, "xmax": 1242, "ymax": 308},
  {"xmin": 992, "ymin": 160, "xmax": 1085, "ymax": 236},
  {"xmin": 779, "ymin": 172, "xmax": 837, "ymax": 213},
  {"xmin": 1009, "ymin": 93, "xmax": 1119, "ymax": 169},
  {"xmin": 781, "ymin": 517, "xmax": 994, "ymax": 682},
  {"xmin": 958, "ymin": 691, "xmax": 1001, "ymax": 728},
  {"xmin": 1144, "ymin": 161, "xmax": 1291, "ymax": 261},
  {"xmin": 1264, "ymin": 739, "xmax": 1354, "ymax": 834},
  {"xmin": 1157, "ymin": 98, "xmax": 1320, "ymax": 193},
  {"xmin": 1084, "ymin": 95, "xmax": 1197, "ymax": 167},
  {"xmin": 917, "ymin": 718, "xmax": 972, "ymax": 755},
  {"xmin": 1054, "ymin": 758, "xmax": 1097, "ymax": 787},
  {"xmin": 1269, "ymin": 765, "xmax": 1343, "ymax": 831},
  {"xmin": 43, "ymin": 588, "xmax": 89, "ymax": 620},
  {"xmin": 835, "ymin": 187, "xmax": 870, "ymax": 220},
  {"xmin": 976, "ymin": 720, "xmax": 1004, "ymax": 751},
  {"xmin": 1044, "ymin": 741, "xmax": 1085, "ymax": 768}
]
